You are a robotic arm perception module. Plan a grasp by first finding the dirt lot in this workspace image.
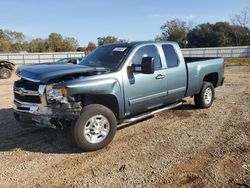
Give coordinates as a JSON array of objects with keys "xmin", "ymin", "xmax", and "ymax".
[{"xmin": 0, "ymin": 66, "xmax": 249, "ymax": 188}]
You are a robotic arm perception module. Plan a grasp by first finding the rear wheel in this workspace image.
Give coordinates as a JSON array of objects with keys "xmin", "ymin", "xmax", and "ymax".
[
  {"xmin": 194, "ymin": 81, "xmax": 214, "ymax": 108},
  {"xmin": 72, "ymin": 104, "xmax": 117, "ymax": 151},
  {"xmin": 0, "ymin": 68, "xmax": 12, "ymax": 79}
]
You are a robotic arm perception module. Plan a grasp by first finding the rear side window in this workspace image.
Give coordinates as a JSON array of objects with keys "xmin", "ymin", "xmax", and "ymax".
[{"xmin": 162, "ymin": 45, "xmax": 178, "ymax": 68}]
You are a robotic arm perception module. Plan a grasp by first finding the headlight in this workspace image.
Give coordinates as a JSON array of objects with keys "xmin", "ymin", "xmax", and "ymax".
[{"xmin": 46, "ymin": 85, "xmax": 67, "ymax": 103}]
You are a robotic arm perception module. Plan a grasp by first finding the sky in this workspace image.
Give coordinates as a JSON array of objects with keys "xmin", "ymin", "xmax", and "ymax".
[{"xmin": 0, "ymin": 0, "xmax": 249, "ymax": 46}]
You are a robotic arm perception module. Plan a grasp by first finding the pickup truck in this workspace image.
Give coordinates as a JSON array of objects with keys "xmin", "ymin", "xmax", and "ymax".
[{"xmin": 13, "ymin": 41, "xmax": 224, "ymax": 151}]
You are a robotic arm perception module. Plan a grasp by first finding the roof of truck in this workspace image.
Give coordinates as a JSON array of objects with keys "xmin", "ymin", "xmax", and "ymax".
[{"xmin": 101, "ymin": 41, "xmax": 177, "ymax": 48}]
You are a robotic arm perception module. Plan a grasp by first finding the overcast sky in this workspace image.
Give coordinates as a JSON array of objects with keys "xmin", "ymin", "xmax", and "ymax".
[{"xmin": 0, "ymin": 0, "xmax": 249, "ymax": 46}]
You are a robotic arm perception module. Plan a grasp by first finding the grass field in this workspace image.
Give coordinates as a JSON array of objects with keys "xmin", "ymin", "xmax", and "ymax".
[{"xmin": 224, "ymin": 57, "xmax": 250, "ymax": 66}]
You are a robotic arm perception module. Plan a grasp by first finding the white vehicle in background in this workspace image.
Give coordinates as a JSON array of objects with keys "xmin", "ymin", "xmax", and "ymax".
[{"xmin": 56, "ymin": 57, "xmax": 83, "ymax": 64}]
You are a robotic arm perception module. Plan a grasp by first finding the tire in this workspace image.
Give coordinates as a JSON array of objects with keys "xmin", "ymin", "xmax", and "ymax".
[
  {"xmin": 194, "ymin": 81, "xmax": 215, "ymax": 109},
  {"xmin": 0, "ymin": 68, "xmax": 12, "ymax": 79},
  {"xmin": 72, "ymin": 104, "xmax": 117, "ymax": 151}
]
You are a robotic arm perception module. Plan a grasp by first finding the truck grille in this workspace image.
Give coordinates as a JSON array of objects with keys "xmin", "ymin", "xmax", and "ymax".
[
  {"xmin": 14, "ymin": 79, "xmax": 45, "ymax": 104},
  {"xmin": 14, "ymin": 93, "xmax": 41, "ymax": 103},
  {"xmin": 14, "ymin": 79, "xmax": 39, "ymax": 91}
]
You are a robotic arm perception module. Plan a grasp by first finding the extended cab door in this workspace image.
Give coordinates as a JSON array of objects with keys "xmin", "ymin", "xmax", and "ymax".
[{"xmin": 123, "ymin": 45, "xmax": 168, "ymax": 116}]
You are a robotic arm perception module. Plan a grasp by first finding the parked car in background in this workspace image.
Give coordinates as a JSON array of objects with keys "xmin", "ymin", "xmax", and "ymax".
[
  {"xmin": 0, "ymin": 61, "xmax": 15, "ymax": 79},
  {"xmin": 56, "ymin": 57, "xmax": 83, "ymax": 64},
  {"xmin": 13, "ymin": 41, "xmax": 224, "ymax": 151}
]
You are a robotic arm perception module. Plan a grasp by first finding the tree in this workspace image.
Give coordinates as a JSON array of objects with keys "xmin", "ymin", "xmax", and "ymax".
[
  {"xmin": 231, "ymin": 8, "xmax": 250, "ymax": 28},
  {"xmin": 156, "ymin": 19, "xmax": 190, "ymax": 47},
  {"xmin": 61, "ymin": 37, "xmax": 79, "ymax": 51},
  {"xmin": 0, "ymin": 38, "xmax": 11, "ymax": 52},
  {"xmin": 86, "ymin": 42, "xmax": 96, "ymax": 51},
  {"xmin": 46, "ymin": 33, "xmax": 64, "ymax": 52},
  {"xmin": 97, "ymin": 36, "xmax": 126, "ymax": 46},
  {"xmin": 4, "ymin": 30, "xmax": 26, "ymax": 44},
  {"xmin": 0, "ymin": 29, "xmax": 80, "ymax": 52},
  {"xmin": 46, "ymin": 33, "xmax": 78, "ymax": 52},
  {"xmin": 0, "ymin": 29, "xmax": 28, "ymax": 52},
  {"xmin": 187, "ymin": 22, "xmax": 250, "ymax": 47},
  {"xmin": 11, "ymin": 42, "xmax": 29, "ymax": 52},
  {"xmin": 29, "ymin": 38, "xmax": 46, "ymax": 52}
]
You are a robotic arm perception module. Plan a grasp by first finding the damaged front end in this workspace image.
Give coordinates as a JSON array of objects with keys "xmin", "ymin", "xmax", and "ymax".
[{"xmin": 13, "ymin": 78, "xmax": 82, "ymax": 129}]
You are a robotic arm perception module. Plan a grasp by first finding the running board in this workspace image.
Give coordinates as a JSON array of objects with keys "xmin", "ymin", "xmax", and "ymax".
[{"xmin": 121, "ymin": 101, "xmax": 183, "ymax": 124}]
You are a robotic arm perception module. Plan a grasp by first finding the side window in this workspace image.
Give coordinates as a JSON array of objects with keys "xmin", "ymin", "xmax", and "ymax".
[
  {"xmin": 162, "ymin": 45, "xmax": 178, "ymax": 68},
  {"xmin": 132, "ymin": 45, "xmax": 161, "ymax": 69}
]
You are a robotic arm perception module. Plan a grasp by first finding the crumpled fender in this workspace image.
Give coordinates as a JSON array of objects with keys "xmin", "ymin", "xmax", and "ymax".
[{"xmin": 54, "ymin": 77, "xmax": 124, "ymax": 117}]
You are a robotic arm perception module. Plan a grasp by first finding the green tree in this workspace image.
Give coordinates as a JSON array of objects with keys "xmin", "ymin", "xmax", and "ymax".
[
  {"xmin": 97, "ymin": 36, "xmax": 126, "ymax": 46},
  {"xmin": 187, "ymin": 22, "xmax": 250, "ymax": 47},
  {"xmin": 156, "ymin": 19, "xmax": 190, "ymax": 47}
]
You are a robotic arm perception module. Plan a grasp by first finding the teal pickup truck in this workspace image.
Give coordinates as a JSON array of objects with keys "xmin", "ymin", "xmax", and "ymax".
[{"xmin": 13, "ymin": 41, "xmax": 224, "ymax": 151}]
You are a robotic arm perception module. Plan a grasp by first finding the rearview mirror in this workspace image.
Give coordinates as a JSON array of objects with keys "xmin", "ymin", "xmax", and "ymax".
[{"xmin": 141, "ymin": 57, "xmax": 155, "ymax": 74}]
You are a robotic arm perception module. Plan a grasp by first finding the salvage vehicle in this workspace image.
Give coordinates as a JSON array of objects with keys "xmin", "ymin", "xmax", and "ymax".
[
  {"xmin": 13, "ymin": 41, "xmax": 224, "ymax": 151},
  {"xmin": 0, "ymin": 60, "xmax": 15, "ymax": 79}
]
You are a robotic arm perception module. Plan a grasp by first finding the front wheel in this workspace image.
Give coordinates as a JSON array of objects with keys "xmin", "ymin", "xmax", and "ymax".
[
  {"xmin": 72, "ymin": 104, "xmax": 117, "ymax": 151},
  {"xmin": 194, "ymin": 81, "xmax": 215, "ymax": 109}
]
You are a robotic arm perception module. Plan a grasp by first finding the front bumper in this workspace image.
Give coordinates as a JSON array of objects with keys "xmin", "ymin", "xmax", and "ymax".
[
  {"xmin": 13, "ymin": 79, "xmax": 81, "ymax": 128},
  {"xmin": 13, "ymin": 99, "xmax": 81, "ymax": 128},
  {"xmin": 13, "ymin": 111, "xmax": 53, "ymax": 128}
]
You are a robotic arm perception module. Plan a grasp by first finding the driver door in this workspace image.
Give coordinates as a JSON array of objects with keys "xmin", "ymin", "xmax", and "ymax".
[{"xmin": 123, "ymin": 45, "xmax": 168, "ymax": 116}]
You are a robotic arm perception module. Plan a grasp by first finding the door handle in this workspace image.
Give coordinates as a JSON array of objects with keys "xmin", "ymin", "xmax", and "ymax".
[{"xmin": 155, "ymin": 74, "xmax": 165, "ymax": 80}]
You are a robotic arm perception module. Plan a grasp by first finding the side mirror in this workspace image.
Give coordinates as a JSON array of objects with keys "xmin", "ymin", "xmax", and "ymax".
[{"xmin": 141, "ymin": 57, "xmax": 154, "ymax": 74}]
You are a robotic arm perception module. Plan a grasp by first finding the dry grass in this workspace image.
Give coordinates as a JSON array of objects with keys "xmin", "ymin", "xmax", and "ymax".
[{"xmin": 224, "ymin": 57, "xmax": 250, "ymax": 66}]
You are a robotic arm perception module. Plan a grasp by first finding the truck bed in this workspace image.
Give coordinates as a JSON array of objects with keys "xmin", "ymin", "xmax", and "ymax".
[{"xmin": 184, "ymin": 57, "xmax": 224, "ymax": 97}]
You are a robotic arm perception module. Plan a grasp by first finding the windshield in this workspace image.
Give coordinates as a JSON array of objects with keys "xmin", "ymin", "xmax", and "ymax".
[{"xmin": 79, "ymin": 45, "xmax": 130, "ymax": 71}]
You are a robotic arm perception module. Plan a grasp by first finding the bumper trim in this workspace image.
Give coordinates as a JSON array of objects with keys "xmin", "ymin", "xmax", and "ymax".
[{"xmin": 14, "ymin": 99, "xmax": 52, "ymax": 115}]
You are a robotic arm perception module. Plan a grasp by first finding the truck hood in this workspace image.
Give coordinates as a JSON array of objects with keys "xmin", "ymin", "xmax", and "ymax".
[{"xmin": 16, "ymin": 63, "xmax": 98, "ymax": 84}]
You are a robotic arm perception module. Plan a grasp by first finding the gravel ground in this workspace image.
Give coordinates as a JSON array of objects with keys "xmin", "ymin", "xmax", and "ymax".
[{"xmin": 0, "ymin": 66, "xmax": 249, "ymax": 188}]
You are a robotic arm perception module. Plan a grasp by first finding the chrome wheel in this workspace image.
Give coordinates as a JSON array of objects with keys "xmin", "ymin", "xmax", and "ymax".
[
  {"xmin": 204, "ymin": 87, "xmax": 212, "ymax": 105},
  {"xmin": 83, "ymin": 115, "xmax": 110, "ymax": 144}
]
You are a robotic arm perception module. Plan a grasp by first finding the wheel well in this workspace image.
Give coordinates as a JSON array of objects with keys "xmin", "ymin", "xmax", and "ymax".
[
  {"xmin": 203, "ymin": 73, "xmax": 218, "ymax": 88},
  {"xmin": 78, "ymin": 94, "xmax": 119, "ymax": 118}
]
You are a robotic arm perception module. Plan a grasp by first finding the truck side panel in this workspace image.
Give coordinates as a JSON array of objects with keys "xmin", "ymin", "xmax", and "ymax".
[{"xmin": 185, "ymin": 58, "xmax": 224, "ymax": 97}]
